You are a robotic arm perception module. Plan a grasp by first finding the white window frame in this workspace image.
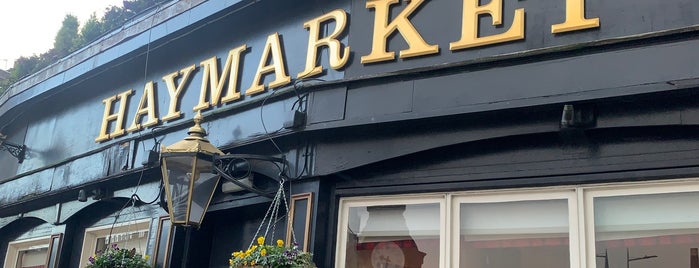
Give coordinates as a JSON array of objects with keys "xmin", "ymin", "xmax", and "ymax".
[
  {"xmin": 451, "ymin": 190, "xmax": 581, "ymax": 268},
  {"xmin": 583, "ymin": 180, "xmax": 699, "ymax": 268},
  {"xmin": 78, "ymin": 219, "xmax": 151, "ymax": 268},
  {"xmin": 4, "ymin": 236, "xmax": 51, "ymax": 268},
  {"xmin": 335, "ymin": 179, "xmax": 699, "ymax": 268},
  {"xmin": 335, "ymin": 194, "xmax": 447, "ymax": 268}
]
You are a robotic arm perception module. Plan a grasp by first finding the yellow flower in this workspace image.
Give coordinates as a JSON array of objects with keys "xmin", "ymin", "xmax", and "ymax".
[
  {"xmin": 251, "ymin": 245, "xmax": 257, "ymax": 251},
  {"xmin": 229, "ymin": 259, "xmax": 233, "ymax": 265},
  {"xmin": 251, "ymin": 260, "xmax": 256, "ymax": 266},
  {"xmin": 277, "ymin": 239, "xmax": 284, "ymax": 247},
  {"xmin": 257, "ymin": 236, "xmax": 265, "ymax": 245},
  {"xmin": 144, "ymin": 255, "xmax": 150, "ymax": 261},
  {"xmin": 260, "ymin": 248, "xmax": 267, "ymax": 256}
]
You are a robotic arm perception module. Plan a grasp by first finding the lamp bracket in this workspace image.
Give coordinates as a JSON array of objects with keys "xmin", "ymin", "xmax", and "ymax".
[
  {"xmin": 215, "ymin": 154, "xmax": 286, "ymax": 164},
  {"xmin": 0, "ymin": 134, "xmax": 26, "ymax": 163}
]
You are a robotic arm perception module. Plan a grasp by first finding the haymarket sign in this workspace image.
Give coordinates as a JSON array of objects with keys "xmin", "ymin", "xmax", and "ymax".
[{"xmin": 96, "ymin": 0, "xmax": 598, "ymax": 142}]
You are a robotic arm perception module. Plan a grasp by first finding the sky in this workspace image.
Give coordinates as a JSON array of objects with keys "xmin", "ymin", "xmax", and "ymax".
[{"xmin": 0, "ymin": 0, "xmax": 124, "ymax": 70}]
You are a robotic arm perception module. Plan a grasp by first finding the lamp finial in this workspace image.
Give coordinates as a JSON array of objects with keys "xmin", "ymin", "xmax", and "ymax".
[{"xmin": 187, "ymin": 111, "xmax": 208, "ymax": 139}]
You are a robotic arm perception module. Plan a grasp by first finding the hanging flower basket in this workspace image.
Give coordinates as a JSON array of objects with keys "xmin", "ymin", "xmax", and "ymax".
[
  {"xmin": 86, "ymin": 244, "xmax": 150, "ymax": 268},
  {"xmin": 229, "ymin": 237, "xmax": 316, "ymax": 268}
]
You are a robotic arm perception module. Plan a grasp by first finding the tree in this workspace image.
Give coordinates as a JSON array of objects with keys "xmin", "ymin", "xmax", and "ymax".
[
  {"xmin": 11, "ymin": 56, "xmax": 41, "ymax": 79},
  {"xmin": 123, "ymin": 0, "xmax": 159, "ymax": 14},
  {"xmin": 1, "ymin": 0, "xmax": 159, "ymax": 96},
  {"xmin": 54, "ymin": 15, "xmax": 80, "ymax": 57},
  {"xmin": 102, "ymin": 5, "xmax": 131, "ymax": 32},
  {"xmin": 80, "ymin": 14, "xmax": 104, "ymax": 44}
]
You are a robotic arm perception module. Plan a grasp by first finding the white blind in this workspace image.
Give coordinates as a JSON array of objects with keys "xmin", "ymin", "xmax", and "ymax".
[
  {"xmin": 460, "ymin": 199, "xmax": 569, "ymax": 240},
  {"xmin": 351, "ymin": 203, "xmax": 440, "ymax": 242},
  {"xmin": 595, "ymin": 191, "xmax": 699, "ymax": 240}
]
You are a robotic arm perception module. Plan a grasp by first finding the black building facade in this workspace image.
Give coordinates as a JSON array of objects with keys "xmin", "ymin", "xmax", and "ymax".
[{"xmin": 3, "ymin": 0, "xmax": 699, "ymax": 267}]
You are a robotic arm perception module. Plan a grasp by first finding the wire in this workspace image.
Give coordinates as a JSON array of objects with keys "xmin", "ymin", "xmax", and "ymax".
[
  {"xmin": 106, "ymin": 195, "xmax": 137, "ymax": 246},
  {"xmin": 289, "ymin": 141, "xmax": 310, "ymax": 180},
  {"xmin": 259, "ymin": 78, "xmax": 325, "ymax": 177},
  {"xmin": 129, "ymin": 1, "xmax": 163, "ymax": 197},
  {"xmin": 105, "ymin": 2, "xmax": 164, "ymax": 251},
  {"xmin": 131, "ymin": 182, "xmax": 163, "ymax": 205},
  {"xmin": 260, "ymin": 90, "xmax": 284, "ymax": 156},
  {"xmin": 150, "ymin": 126, "xmax": 166, "ymax": 152}
]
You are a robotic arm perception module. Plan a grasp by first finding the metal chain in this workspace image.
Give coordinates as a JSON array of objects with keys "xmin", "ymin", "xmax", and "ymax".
[
  {"xmin": 265, "ymin": 179, "xmax": 284, "ymax": 243},
  {"xmin": 249, "ymin": 177, "xmax": 294, "ymax": 250},
  {"xmin": 248, "ymin": 187, "xmax": 279, "ymax": 249},
  {"xmin": 281, "ymin": 181, "xmax": 297, "ymax": 245}
]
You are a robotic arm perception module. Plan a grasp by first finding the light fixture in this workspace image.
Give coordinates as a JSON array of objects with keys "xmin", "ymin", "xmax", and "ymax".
[
  {"xmin": 160, "ymin": 112, "xmax": 285, "ymax": 227},
  {"xmin": 0, "ymin": 133, "xmax": 26, "ymax": 163},
  {"xmin": 559, "ymin": 104, "xmax": 596, "ymax": 129},
  {"xmin": 160, "ymin": 112, "xmax": 223, "ymax": 228}
]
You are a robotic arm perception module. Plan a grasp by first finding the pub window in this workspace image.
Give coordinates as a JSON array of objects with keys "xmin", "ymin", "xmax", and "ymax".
[
  {"xmin": 78, "ymin": 219, "xmax": 150, "ymax": 267},
  {"xmin": 3, "ymin": 236, "xmax": 51, "ymax": 268},
  {"xmin": 336, "ymin": 180, "xmax": 699, "ymax": 268},
  {"xmin": 336, "ymin": 196, "xmax": 445, "ymax": 268},
  {"xmin": 586, "ymin": 184, "xmax": 699, "ymax": 268},
  {"xmin": 452, "ymin": 191, "xmax": 579, "ymax": 268}
]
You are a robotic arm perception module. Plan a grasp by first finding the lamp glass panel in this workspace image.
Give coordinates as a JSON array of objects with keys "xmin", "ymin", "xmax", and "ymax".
[
  {"xmin": 163, "ymin": 156, "xmax": 194, "ymax": 223},
  {"xmin": 189, "ymin": 157, "xmax": 219, "ymax": 225}
]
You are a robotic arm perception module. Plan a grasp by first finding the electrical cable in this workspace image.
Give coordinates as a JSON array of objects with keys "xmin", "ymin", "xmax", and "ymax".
[
  {"xmin": 260, "ymin": 89, "xmax": 284, "ymax": 156},
  {"xmin": 106, "ymin": 194, "xmax": 137, "ymax": 247},
  {"xmin": 130, "ymin": 1, "xmax": 162, "ymax": 197},
  {"xmin": 104, "ymin": 2, "xmax": 165, "ymax": 252}
]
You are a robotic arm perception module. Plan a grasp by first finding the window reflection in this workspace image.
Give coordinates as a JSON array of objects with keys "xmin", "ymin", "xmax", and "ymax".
[
  {"xmin": 344, "ymin": 203, "xmax": 440, "ymax": 268},
  {"xmin": 594, "ymin": 192, "xmax": 699, "ymax": 268},
  {"xmin": 94, "ymin": 229, "xmax": 149, "ymax": 256},
  {"xmin": 459, "ymin": 199, "xmax": 570, "ymax": 268},
  {"xmin": 16, "ymin": 247, "xmax": 48, "ymax": 268}
]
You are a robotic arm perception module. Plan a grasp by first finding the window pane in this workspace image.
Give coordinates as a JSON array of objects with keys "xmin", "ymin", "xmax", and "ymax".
[
  {"xmin": 93, "ymin": 229, "xmax": 149, "ymax": 256},
  {"xmin": 16, "ymin": 247, "xmax": 48, "ymax": 268},
  {"xmin": 594, "ymin": 192, "xmax": 699, "ymax": 268},
  {"xmin": 459, "ymin": 199, "xmax": 570, "ymax": 268},
  {"xmin": 344, "ymin": 203, "xmax": 440, "ymax": 268}
]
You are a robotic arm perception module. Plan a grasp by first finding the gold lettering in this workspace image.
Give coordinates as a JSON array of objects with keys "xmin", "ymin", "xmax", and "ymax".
[
  {"xmin": 95, "ymin": 89, "xmax": 133, "ymax": 142},
  {"xmin": 161, "ymin": 65, "xmax": 196, "ymax": 122},
  {"xmin": 361, "ymin": 0, "xmax": 439, "ymax": 64},
  {"xmin": 551, "ymin": 0, "xmax": 599, "ymax": 33},
  {"xmin": 246, "ymin": 33, "xmax": 291, "ymax": 95},
  {"xmin": 450, "ymin": 0, "xmax": 525, "ymax": 50},
  {"xmin": 127, "ymin": 82, "xmax": 159, "ymax": 133},
  {"xmin": 194, "ymin": 45, "xmax": 248, "ymax": 111},
  {"xmin": 298, "ymin": 9, "xmax": 351, "ymax": 79}
]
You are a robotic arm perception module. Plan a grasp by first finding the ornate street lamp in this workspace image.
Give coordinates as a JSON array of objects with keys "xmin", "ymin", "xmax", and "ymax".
[
  {"xmin": 160, "ymin": 112, "xmax": 288, "ymax": 227},
  {"xmin": 160, "ymin": 112, "xmax": 223, "ymax": 228}
]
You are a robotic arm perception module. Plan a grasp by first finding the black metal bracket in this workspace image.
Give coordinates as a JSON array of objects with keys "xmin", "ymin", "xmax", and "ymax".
[
  {"xmin": 0, "ymin": 136, "xmax": 26, "ymax": 163},
  {"xmin": 213, "ymin": 154, "xmax": 287, "ymax": 198}
]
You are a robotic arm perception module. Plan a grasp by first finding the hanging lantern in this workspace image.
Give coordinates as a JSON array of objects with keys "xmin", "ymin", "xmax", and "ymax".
[{"xmin": 160, "ymin": 112, "xmax": 223, "ymax": 227}]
